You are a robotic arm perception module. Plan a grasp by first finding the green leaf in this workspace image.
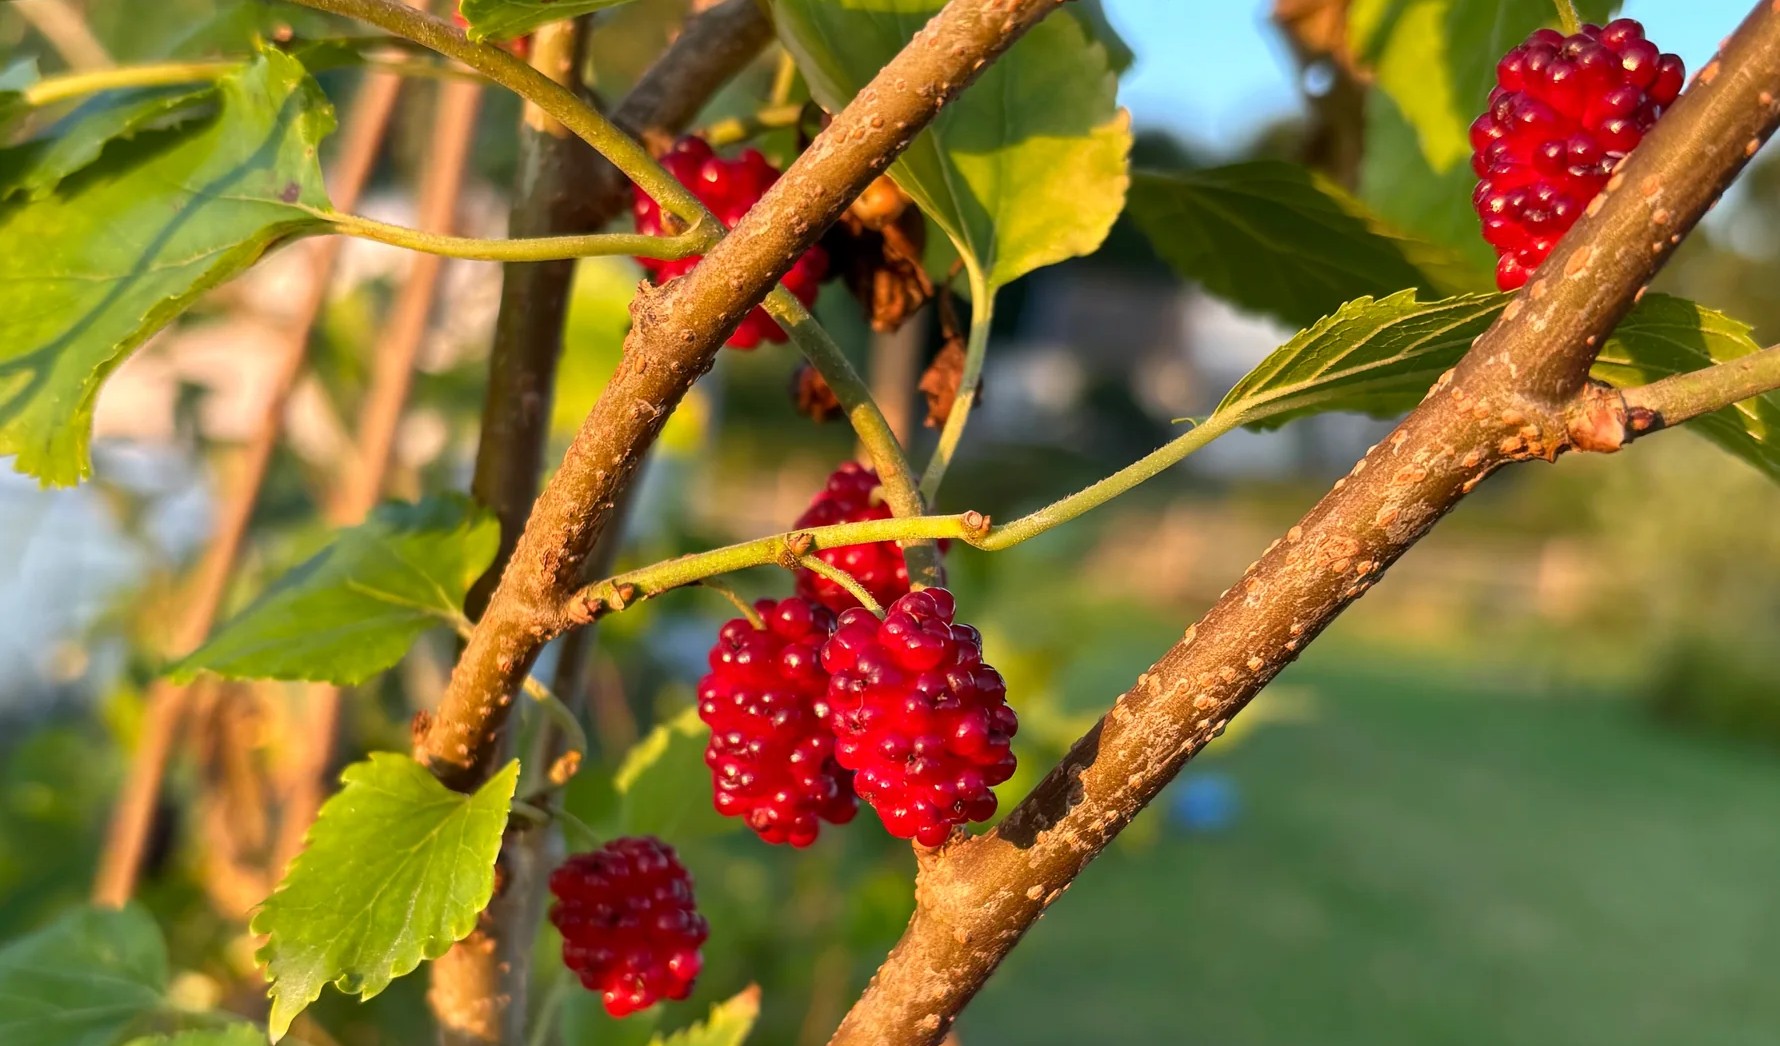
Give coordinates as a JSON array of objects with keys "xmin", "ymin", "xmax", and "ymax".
[
  {"xmin": 0, "ymin": 903, "xmax": 168, "ymax": 1046},
  {"xmin": 1071, "ymin": 1, "xmax": 1134, "ymax": 74},
  {"xmin": 0, "ymin": 49, "xmax": 334, "ymax": 485},
  {"xmin": 612, "ymin": 705, "xmax": 734, "ymax": 842},
  {"xmin": 1357, "ymin": 90, "xmax": 1496, "ymax": 285},
  {"xmin": 253, "ymin": 754, "xmax": 520, "ymax": 1042},
  {"xmin": 1127, "ymin": 162, "xmax": 1484, "ymax": 329},
  {"xmin": 650, "ymin": 987, "xmax": 760, "ymax": 1046},
  {"xmin": 1597, "ymin": 294, "xmax": 1780, "ymax": 480},
  {"xmin": 123, "ymin": 1025, "xmax": 270, "ymax": 1046},
  {"xmin": 773, "ymin": 0, "xmax": 1131, "ymax": 294},
  {"xmin": 1214, "ymin": 290, "xmax": 1507, "ymax": 429},
  {"xmin": 0, "ymin": 59, "xmax": 39, "ymax": 136},
  {"xmin": 457, "ymin": 0, "xmax": 640, "ymax": 42},
  {"xmin": 1, "ymin": 83, "xmax": 222, "ymax": 202},
  {"xmin": 171, "ymin": 495, "xmax": 498, "ymax": 685},
  {"xmin": 1348, "ymin": 0, "xmax": 1616, "ymax": 173}
]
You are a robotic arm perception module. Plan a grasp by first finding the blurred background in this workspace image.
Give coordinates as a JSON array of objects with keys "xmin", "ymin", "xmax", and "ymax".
[{"xmin": 4, "ymin": 1, "xmax": 1780, "ymax": 1044}]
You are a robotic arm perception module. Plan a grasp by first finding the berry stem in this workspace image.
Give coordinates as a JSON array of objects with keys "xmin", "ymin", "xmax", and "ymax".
[
  {"xmin": 19, "ymin": 58, "xmax": 236, "ymax": 107},
  {"xmin": 918, "ymin": 275, "xmax": 995, "ymax": 503},
  {"xmin": 525, "ymin": 971, "xmax": 571, "ymax": 1046},
  {"xmin": 797, "ymin": 555, "xmax": 886, "ymax": 617},
  {"xmin": 765, "ymin": 288, "xmax": 944, "ymax": 587},
  {"xmin": 697, "ymin": 577, "xmax": 766, "ymax": 627},
  {"xmin": 1552, "ymin": 0, "xmax": 1581, "ymax": 35},
  {"xmin": 324, "ymin": 210, "xmax": 708, "ymax": 262},
  {"xmin": 554, "ymin": 808, "xmax": 601, "ymax": 851}
]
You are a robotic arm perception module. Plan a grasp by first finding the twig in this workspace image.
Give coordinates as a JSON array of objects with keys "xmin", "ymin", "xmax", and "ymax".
[
  {"xmin": 322, "ymin": 211, "xmax": 704, "ymax": 261},
  {"xmin": 1615, "ymin": 343, "xmax": 1780, "ymax": 437},
  {"xmin": 92, "ymin": 59, "xmax": 410, "ymax": 909},
  {"xmin": 827, "ymin": 3, "xmax": 1780, "ymax": 1042},
  {"xmin": 20, "ymin": 60, "xmax": 232, "ymax": 106},
  {"xmin": 798, "ymin": 555, "xmax": 884, "ymax": 616},
  {"xmin": 918, "ymin": 282, "xmax": 993, "ymax": 502}
]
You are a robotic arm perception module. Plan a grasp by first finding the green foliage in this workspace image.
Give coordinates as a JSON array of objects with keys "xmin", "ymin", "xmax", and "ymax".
[
  {"xmin": 1, "ymin": 82, "xmax": 222, "ymax": 202},
  {"xmin": 0, "ymin": 59, "xmax": 38, "ymax": 135},
  {"xmin": 1127, "ymin": 162, "xmax": 1482, "ymax": 329},
  {"xmin": 457, "ymin": 0, "xmax": 640, "ymax": 42},
  {"xmin": 0, "ymin": 49, "xmax": 334, "ymax": 485},
  {"xmin": 1599, "ymin": 294, "xmax": 1780, "ymax": 480},
  {"xmin": 171, "ymin": 495, "xmax": 498, "ymax": 685},
  {"xmin": 253, "ymin": 754, "xmax": 520, "ymax": 1042},
  {"xmin": 0, "ymin": 903, "xmax": 167, "ymax": 1046},
  {"xmin": 1072, "ymin": 0, "xmax": 1134, "ymax": 74},
  {"xmin": 1213, "ymin": 290, "xmax": 1506, "ymax": 428},
  {"xmin": 609, "ymin": 705, "xmax": 736, "ymax": 842},
  {"xmin": 123, "ymin": 1026, "xmax": 271, "ymax": 1046},
  {"xmin": 650, "ymin": 987, "xmax": 760, "ymax": 1046},
  {"xmin": 772, "ymin": 0, "xmax": 1130, "ymax": 296},
  {"xmin": 1357, "ymin": 91, "xmax": 1497, "ymax": 284}
]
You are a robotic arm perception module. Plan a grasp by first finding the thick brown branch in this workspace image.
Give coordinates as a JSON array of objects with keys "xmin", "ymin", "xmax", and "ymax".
[
  {"xmin": 828, "ymin": 4, "xmax": 1780, "ymax": 1043},
  {"xmin": 419, "ymin": 0, "xmax": 1071, "ymax": 791}
]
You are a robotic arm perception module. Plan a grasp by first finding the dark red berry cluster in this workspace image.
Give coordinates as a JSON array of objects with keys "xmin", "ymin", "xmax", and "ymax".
[
  {"xmin": 1472, "ymin": 19, "xmax": 1683, "ymax": 290},
  {"xmin": 549, "ymin": 837, "xmax": 708, "ymax": 1017},
  {"xmin": 697, "ymin": 597, "xmax": 858, "ymax": 847},
  {"xmin": 794, "ymin": 462, "xmax": 925, "ymax": 613},
  {"xmin": 631, "ymin": 136, "xmax": 829, "ymax": 349},
  {"xmin": 819, "ymin": 588, "xmax": 1017, "ymax": 847}
]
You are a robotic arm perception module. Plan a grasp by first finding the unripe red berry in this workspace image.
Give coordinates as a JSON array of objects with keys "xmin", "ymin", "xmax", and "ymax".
[
  {"xmin": 697, "ymin": 597, "xmax": 857, "ymax": 846},
  {"xmin": 1472, "ymin": 19, "xmax": 1683, "ymax": 290},
  {"xmin": 631, "ymin": 136, "xmax": 829, "ymax": 348},
  {"xmin": 794, "ymin": 462, "xmax": 946, "ymax": 612},
  {"xmin": 548, "ymin": 837, "xmax": 708, "ymax": 1017},
  {"xmin": 819, "ymin": 588, "xmax": 1017, "ymax": 848}
]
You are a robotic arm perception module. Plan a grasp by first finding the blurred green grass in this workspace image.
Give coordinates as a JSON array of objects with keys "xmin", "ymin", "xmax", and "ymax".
[{"xmin": 958, "ymin": 652, "xmax": 1780, "ymax": 1046}]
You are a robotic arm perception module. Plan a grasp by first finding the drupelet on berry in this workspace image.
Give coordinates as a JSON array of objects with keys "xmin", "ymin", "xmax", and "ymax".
[
  {"xmin": 631, "ymin": 136, "xmax": 828, "ymax": 348},
  {"xmin": 818, "ymin": 588, "xmax": 1017, "ymax": 847},
  {"xmin": 548, "ymin": 837, "xmax": 708, "ymax": 1017},
  {"xmin": 697, "ymin": 596, "xmax": 858, "ymax": 847},
  {"xmin": 1471, "ymin": 19, "xmax": 1684, "ymax": 290}
]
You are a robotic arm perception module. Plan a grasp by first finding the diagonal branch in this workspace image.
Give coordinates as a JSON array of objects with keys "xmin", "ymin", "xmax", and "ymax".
[
  {"xmin": 827, "ymin": 3, "xmax": 1780, "ymax": 1043},
  {"xmin": 418, "ymin": 0, "xmax": 1074, "ymax": 792}
]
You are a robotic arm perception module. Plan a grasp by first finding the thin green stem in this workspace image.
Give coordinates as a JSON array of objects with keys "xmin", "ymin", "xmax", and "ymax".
[
  {"xmin": 697, "ymin": 577, "xmax": 764, "ymax": 626},
  {"xmin": 324, "ymin": 210, "xmax": 702, "ymax": 262},
  {"xmin": 21, "ymin": 59, "xmax": 235, "ymax": 107},
  {"xmin": 556, "ymin": 808, "xmax": 601, "ymax": 852},
  {"xmin": 919, "ymin": 281, "xmax": 994, "ymax": 503},
  {"xmin": 1552, "ymin": 0, "xmax": 1581, "ymax": 34},
  {"xmin": 799, "ymin": 555, "xmax": 885, "ymax": 616},
  {"xmin": 764, "ymin": 288, "xmax": 943, "ymax": 587},
  {"xmin": 703, "ymin": 103, "xmax": 807, "ymax": 148},
  {"xmin": 286, "ymin": 0, "xmax": 719, "ymax": 236},
  {"xmin": 526, "ymin": 971, "xmax": 571, "ymax": 1046},
  {"xmin": 509, "ymin": 799, "xmax": 551, "ymax": 825}
]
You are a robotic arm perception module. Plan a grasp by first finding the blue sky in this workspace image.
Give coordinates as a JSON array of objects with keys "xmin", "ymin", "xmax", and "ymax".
[{"xmin": 1103, "ymin": 0, "xmax": 1752, "ymax": 151}]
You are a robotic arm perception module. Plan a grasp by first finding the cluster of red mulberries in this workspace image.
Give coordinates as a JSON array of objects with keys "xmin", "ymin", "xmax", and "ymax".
[
  {"xmin": 631, "ymin": 137, "xmax": 829, "ymax": 348},
  {"xmin": 1471, "ymin": 19, "xmax": 1684, "ymax": 290},
  {"xmin": 697, "ymin": 597, "xmax": 857, "ymax": 847},
  {"xmin": 792, "ymin": 462, "xmax": 921, "ymax": 613},
  {"xmin": 549, "ymin": 837, "xmax": 708, "ymax": 1017}
]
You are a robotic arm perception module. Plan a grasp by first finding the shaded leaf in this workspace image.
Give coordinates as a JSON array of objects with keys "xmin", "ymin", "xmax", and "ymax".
[
  {"xmin": 0, "ymin": 903, "xmax": 168, "ymax": 1046},
  {"xmin": 0, "ymin": 49, "xmax": 333, "ymax": 485},
  {"xmin": 458, "ymin": 0, "xmax": 639, "ymax": 42},
  {"xmin": 1347, "ymin": 0, "xmax": 1616, "ymax": 173},
  {"xmin": 1128, "ymin": 162, "xmax": 1483, "ymax": 329},
  {"xmin": 612, "ymin": 705, "xmax": 735, "ymax": 842},
  {"xmin": 650, "ymin": 987, "xmax": 760, "ymax": 1046},
  {"xmin": 1071, "ymin": 1, "xmax": 1134, "ymax": 74},
  {"xmin": 254, "ymin": 754, "xmax": 520, "ymax": 1042},
  {"xmin": 1598, "ymin": 294, "xmax": 1780, "ymax": 480},
  {"xmin": 123, "ymin": 1025, "xmax": 271, "ymax": 1046},
  {"xmin": 1, "ymin": 82, "xmax": 222, "ymax": 202},
  {"xmin": 1214, "ymin": 289, "xmax": 1506, "ymax": 428},
  {"xmin": 0, "ymin": 59, "xmax": 38, "ymax": 136},
  {"xmin": 773, "ymin": 0, "xmax": 1130, "ymax": 294},
  {"xmin": 1357, "ymin": 89, "xmax": 1496, "ymax": 284},
  {"xmin": 171, "ymin": 495, "xmax": 498, "ymax": 685}
]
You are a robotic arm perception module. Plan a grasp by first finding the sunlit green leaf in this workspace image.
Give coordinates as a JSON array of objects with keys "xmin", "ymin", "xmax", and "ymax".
[
  {"xmin": 171, "ymin": 495, "xmax": 498, "ymax": 685},
  {"xmin": 123, "ymin": 1025, "xmax": 272, "ymax": 1046},
  {"xmin": 612, "ymin": 705, "xmax": 735, "ymax": 842},
  {"xmin": 0, "ymin": 49, "xmax": 333, "ymax": 485},
  {"xmin": 1, "ymin": 82, "xmax": 221, "ymax": 202},
  {"xmin": 773, "ymin": 0, "xmax": 1130, "ymax": 294},
  {"xmin": 458, "ymin": 0, "xmax": 639, "ymax": 42},
  {"xmin": 650, "ymin": 987, "xmax": 760, "ymax": 1046},
  {"xmin": 1128, "ymin": 162, "xmax": 1485, "ymax": 329},
  {"xmin": 0, "ymin": 903, "xmax": 167, "ymax": 1046},
  {"xmin": 254, "ymin": 754, "xmax": 519, "ymax": 1042}
]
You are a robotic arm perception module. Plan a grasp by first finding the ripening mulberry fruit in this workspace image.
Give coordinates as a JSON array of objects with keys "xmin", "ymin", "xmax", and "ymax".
[
  {"xmin": 793, "ymin": 461, "xmax": 938, "ymax": 613},
  {"xmin": 697, "ymin": 596, "xmax": 858, "ymax": 846},
  {"xmin": 631, "ymin": 136, "xmax": 829, "ymax": 348},
  {"xmin": 1471, "ymin": 19, "xmax": 1684, "ymax": 290},
  {"xmin": 818, "ymin": 588, "xmax": 1017, "ymax": 847},
  {"xmin": 548, "ymin": 837, "xmax": 708, "ymax": 1017}
]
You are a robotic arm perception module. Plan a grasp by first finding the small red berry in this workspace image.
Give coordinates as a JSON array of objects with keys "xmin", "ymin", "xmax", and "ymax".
[
  {"xmin": 819, "ymin": 588, "xmax": 1017, "ymax": 848},
  {"xmin": 632, "ymin": 136, "xmax": 829, "ymax": 349},
  {"xmin": 697, "ymin": 597, "xmax": 858, "ymax": 846},
  {"xmin": 548, "ymin": 837, "xmax": 708, "ymax": 1017},
  {"xmin": 794, "ymin": 462, "xmax": 945, "ymax": 613},
  {"xmin": 1472, "ymin": 19, "xmax": 1684, "ymax": 290}
]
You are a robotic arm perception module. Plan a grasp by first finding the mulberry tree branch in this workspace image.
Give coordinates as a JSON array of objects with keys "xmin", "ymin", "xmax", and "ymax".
[{"xmin": 827, "ymin": 4, "xmax": 1780, "ymax": 1044}]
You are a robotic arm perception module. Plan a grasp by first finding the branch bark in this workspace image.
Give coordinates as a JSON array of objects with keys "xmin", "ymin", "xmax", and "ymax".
[
  {"xmin": 827, "ymin": 4, "xmax": 1780, "ymax": 1043},
  {"xmin": 418, "ymin": 0, "xmax": 1073, "ymax": 792}
]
